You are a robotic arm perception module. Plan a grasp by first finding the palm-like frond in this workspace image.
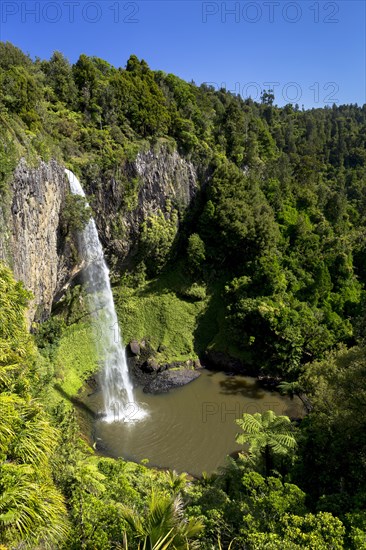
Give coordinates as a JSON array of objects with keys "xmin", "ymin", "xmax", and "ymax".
[
  {"xmin": 119, "ymin": 529, "xmax": 176, "ymax": 550},
  {"xmin": 73, "ymin": 461, "xmax": 106, "ymax": 496},
  {"xmin": 267, "ymin": 432, "xmax": 297, "ymax": 453},
  {"xmin": 0, "ymin": 394, "xmax": 21, "ymax": 449},
  {"xmin": 119, "ymin": 490, "xmax": 203, "ymax": 550},
  {"xmin": 235, "ymin": 410, "xmax": 297, "ymax": 470},
  {"xmin": 0, "ymin": 463, "xmax": 69, "ymax": 546},
  {"xmin": 0, "ymin": 265, "xmax": 69, "ymax": 547},
  {"xmin": 262, "ymin": 410, "xmax": 279, "ymax": 426},
  {"xmin": 235, "ymin": 412, "xmax": 263, "ymax": 434},
  {"xmin": 147, "ymin": 528, "xmax": 175, "ymax": 549},
  {"xmin": 119, "ymin": 504, "xmax": 145, "ymax": 538},
  {"xmin": 163, "ymin": 470, "xmax": 188, "ymax": 494},
  {"xmin": 277, "ymin": 380, "xmax": 303, "ymax": 396},
  {"xmin": 6, "ymin": 399, "xmax": 59, "ymax": 467}
]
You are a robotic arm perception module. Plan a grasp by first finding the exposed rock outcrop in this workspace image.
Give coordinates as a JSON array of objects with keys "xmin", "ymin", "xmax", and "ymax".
[
  {"xmin": 143, "ymin": 369, "xmax": 201, "ymax": 394},
  {"xmin": 88, "ymin": 143, "xmax": 199, "ymax": 265},
  {"xmin": 127, "ymin": 338, "xmax": 202, "ymax": 393},
  {"xmin": 129, "ymin": 339, "xmax": 141, "ymax": 356},
  {"xmin": 0, "ymin": 159, "xmax": 71, "ymax": 324},
  {"xmin": 0, "ymin": 144, "xmax": 199, "ymax": 324}
]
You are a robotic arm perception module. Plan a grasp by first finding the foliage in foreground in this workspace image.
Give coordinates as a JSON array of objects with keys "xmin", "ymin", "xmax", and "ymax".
[
  {"xmin": 1, "ymin": 261, "xmax": 366, "ymax": 548},
  {"xmin": 0, "ymin": 264, "xmax": 68, "ymax": 547}
]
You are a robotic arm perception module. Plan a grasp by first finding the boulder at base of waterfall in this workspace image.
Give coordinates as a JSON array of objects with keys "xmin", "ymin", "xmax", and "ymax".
[
  {"xmin": 143, "ymin": 369, "xmax": 201, "ymax": 394},
  {"xmin": 141, "ymin": 357, "xmax": 159, "ymax": 373},
  {"xmin": 129, "ymin": 339, "xmax": 141, "ymax": 356},
  {"xmin": 193, "ymin": 358, "xmax": 202, "ymax": 369}
]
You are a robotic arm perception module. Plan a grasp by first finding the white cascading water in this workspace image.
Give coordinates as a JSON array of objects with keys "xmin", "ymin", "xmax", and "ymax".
[{"xmin": 65, "ymin": 169, "xmax": 145, "ymax": 423}]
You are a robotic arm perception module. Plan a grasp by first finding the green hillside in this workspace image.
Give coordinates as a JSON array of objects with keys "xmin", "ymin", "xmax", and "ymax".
[{"xmin": 1, "ymin": 41, "xmax": 366, "ymax": 548}]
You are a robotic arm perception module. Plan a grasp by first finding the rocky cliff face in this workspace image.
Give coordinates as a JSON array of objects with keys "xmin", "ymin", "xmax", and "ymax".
[
  {"xmin": 89, "ymin": 144, "xmax": 199, "ymax": 265},
  {"xmin": 0, "ymin": 159, "xmax": 70, "ymax": 324},
  {"xmin": 0, "ymin": 145, "xmax": 199, "ymax": 322}
]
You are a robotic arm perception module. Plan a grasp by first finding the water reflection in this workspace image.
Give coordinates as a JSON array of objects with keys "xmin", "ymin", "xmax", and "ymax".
[{"xmin": 218, "ymin": 374, "xmax": 266, "ymax": 398}]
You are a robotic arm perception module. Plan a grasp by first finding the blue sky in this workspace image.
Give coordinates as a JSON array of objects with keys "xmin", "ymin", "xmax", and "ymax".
[{"xmin": 1, "ymin": 0, "xmax": 365, "ymax": 108}]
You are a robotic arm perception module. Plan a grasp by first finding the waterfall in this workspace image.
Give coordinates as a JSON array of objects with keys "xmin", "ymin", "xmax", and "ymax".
[{"xmin": 65, "ymin": 169, "xmax": 145, "ymax": 423}]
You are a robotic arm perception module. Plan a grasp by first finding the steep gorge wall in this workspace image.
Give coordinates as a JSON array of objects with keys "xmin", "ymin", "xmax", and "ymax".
[
  {"xmin": 88, "ymin": 144, "xmax": 199, "ymax": 265},
  {"xmin": 0, "ymin": 145, "xmax": 199, "ymax": 322},
  {"xmin": 0, "ymin": 159, "xmax": 71, "ymax": 323}
]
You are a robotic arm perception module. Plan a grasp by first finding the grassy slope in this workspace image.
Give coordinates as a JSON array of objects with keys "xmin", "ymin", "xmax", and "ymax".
[
  {"xmin": 53, "ymin": 322, "xmax": 98, "ymax": 395},
  {"xmin": 43, "ymin": 321, "xmax": 99, "ymax": 410},
  {"xmin": 47, "ymin": 281, "xmax": 208, "ymax": 406},
  {"xmin": 113, "ymin": 264, "xmax": 252, "ymax": 365},
  {"xmin": 115, "ymin": 287, "xmax": 204, "ymax": 362}
]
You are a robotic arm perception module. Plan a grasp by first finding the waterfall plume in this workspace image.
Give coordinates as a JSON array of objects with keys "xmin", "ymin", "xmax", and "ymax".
[{"xmin": 65, "ymin": 169, "xmax": 146, "ymax": 423}]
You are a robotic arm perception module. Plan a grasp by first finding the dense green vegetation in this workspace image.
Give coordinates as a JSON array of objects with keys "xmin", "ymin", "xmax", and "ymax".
[
  {"xmin": 2, "ymin": 264, "xmax": 366, "ymax": 548},
  {"xmin": 1, "ymin": 41, "xmax": 366, "ymax": 547}
]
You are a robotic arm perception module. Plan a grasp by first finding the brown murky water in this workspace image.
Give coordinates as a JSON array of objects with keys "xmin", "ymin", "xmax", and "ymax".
[{"xmin": 85, "ymin": 370, "xmax": 304, "ymax": 476}]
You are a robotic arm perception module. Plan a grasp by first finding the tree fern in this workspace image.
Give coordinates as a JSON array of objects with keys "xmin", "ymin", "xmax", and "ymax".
[{"xmin": 235, "ymin": 410, "xmax": 297, "ymax": 476}]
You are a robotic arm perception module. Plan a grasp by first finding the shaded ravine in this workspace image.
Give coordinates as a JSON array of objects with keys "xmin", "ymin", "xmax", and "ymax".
[{"xmin": 65, "ymin": 169, "xmax": 145, "ymax": 423}]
